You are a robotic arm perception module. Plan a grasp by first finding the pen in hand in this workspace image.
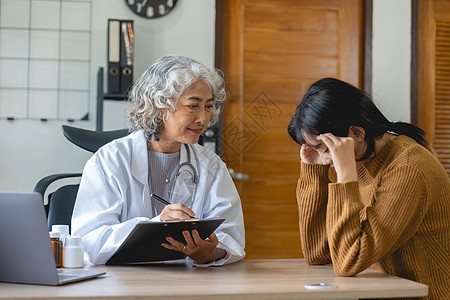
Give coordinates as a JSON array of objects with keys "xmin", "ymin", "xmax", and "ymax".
[
  {"xmin": 151, "ymin": 194, "xmax": 196, "ymax": 219},
  {"xmin": 151, "ymin": 193, "xmax": 170, "ymax": 206}
]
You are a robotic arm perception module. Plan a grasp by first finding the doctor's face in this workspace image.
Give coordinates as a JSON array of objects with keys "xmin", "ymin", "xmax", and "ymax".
[{"xmin": 158, "ymin": 80, "xmax": 213, "ymax": 152}]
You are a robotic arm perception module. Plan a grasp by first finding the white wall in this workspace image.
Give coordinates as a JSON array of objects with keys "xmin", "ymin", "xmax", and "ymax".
[
  {"xmin": 0, "ymin": 0, "xmax": 414, "ymax": 192},
  {"xmin": 0, "ymin": 0, "xmax": 215, "ymax": 192},
  {"xmin": 372, "ymin": 0, "xmax": 411, "ymax": 122}
]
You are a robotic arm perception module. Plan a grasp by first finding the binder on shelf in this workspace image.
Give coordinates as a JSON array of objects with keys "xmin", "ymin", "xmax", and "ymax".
[
  {"xmin": 107, "ymin": 19, "xmax": 120, "ymax": 94},
  {"xmin": 119, "ymin": 20, "xmax": 134, "ymax": 93}
]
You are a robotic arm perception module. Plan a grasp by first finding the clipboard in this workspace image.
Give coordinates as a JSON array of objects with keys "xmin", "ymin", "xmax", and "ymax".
[{"xmin": 106, "ymin": 218, "xmax": 225, "ymax": 265}]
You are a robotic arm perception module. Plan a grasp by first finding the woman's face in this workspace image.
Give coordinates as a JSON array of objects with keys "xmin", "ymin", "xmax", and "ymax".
[
  {"xmin": 302, "ymin": 132, "xmax": 334, "ymax": 166},
  {"xmin": 302, "ymin": 127, "xmax": 365, "ymax": 167},
  {"xmin": 156, "ymin": 80, "xmax": 214, "ymax": 153}
]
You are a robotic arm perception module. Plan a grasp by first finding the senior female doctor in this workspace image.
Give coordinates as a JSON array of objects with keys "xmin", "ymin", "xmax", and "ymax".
[{"xmin": 71, "ymin": 55, "xmax": 245, "ymax": 266}]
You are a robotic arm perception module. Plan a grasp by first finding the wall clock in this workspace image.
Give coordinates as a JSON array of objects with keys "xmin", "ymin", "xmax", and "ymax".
[{"xmin": 124, "ymin": 0, "xmax": 178, "ymax": 19}]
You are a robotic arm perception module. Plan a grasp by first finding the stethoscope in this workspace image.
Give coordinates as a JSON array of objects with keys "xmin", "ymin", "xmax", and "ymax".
[
  {"xmin": 168, "ymin": 144, "xmax": 199, "ymax": 209},
  {"xmin": 148, "ymin": 144, "xmax": 199, "ymax": 218}
]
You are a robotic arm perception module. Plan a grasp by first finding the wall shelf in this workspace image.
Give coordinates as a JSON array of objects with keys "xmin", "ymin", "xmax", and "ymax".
[{"xmin": 96, "ymin": 67, "xmax": 127, "ymax": 131}]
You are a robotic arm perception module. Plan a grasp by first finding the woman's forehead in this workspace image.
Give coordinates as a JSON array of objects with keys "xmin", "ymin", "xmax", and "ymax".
[{"xmin": 302, "ymin": 131, "xmax": 320, "ymax": 146}]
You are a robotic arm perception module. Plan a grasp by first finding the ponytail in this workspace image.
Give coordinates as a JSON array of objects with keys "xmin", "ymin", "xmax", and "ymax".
[{"xmin": 389, "ymin": 122, "xmax": 433, "ymax": 152}]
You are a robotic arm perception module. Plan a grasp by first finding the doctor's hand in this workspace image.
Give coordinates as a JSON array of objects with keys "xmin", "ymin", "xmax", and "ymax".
[
  {"xmin": 160, "ymin": 203, "xmax": 195, "ymax": 221},
  {"xmin": 162, "ymin": 231, "xmax": 226, "ymax": 264}
]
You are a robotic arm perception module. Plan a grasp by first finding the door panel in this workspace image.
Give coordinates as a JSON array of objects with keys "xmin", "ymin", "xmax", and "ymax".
[
  {"xmin": 244, "ymin": 181, "xmax": 298, "ymax": 205},
  {"xmin": 221, "ymin": 0, "xmax": 362, "ymax": 258},
  {"xmin": 418, "ymin": 0, "xmax": 450, "ymax": 175},
  {"xmin": 245, "ymin": 53, "xmax": 339, "ymax": 79},
  {"xmin": 243, "ymin": 153, "xmax": 299, "ymax": 179},
  {"xmin": 245, "ymin": 31, "xmax": 338, "ymax": 56},
  {"xmin": 243, "ymin": 130, "xmax": 299, "ymax": 153},
  {"xmin": 245, "ymin": 79, "xmax": 312, "ymax": 104},
  {"xmin": 245, "ymin": 229, "xmax": 302, "ymax": 258},
  {"xmin": 245, "ymin": 5, "xmax": 339, "ymax": 32}
]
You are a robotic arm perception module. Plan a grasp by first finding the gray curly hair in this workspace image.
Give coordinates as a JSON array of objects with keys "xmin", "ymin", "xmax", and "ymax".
[{"xmin": 125, "ymin": 54, "xmax": 226, "ymax": 141}]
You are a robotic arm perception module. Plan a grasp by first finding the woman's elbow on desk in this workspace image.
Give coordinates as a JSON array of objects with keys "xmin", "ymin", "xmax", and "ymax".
[{"xmin": 302, "ymin": 248, "xmax": 332, "ymax": 266}]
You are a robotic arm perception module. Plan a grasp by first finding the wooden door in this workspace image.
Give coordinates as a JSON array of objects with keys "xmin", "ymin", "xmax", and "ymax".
[
  {"xmin": 417, "ymin": 0, "xmax": 450, "ymax": 176},
  {"xmin": 220, "ymin": 0, "xmax": 362, "ymax": 258}
]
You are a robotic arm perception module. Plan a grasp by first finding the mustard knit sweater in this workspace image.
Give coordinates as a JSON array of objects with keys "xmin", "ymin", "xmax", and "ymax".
[{"xmin": 296, "ymin": 135, "xmax": 449, "ymax": 300}]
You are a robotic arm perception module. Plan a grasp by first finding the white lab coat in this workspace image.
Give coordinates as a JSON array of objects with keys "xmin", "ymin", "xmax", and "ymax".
[{"xmin": 71, "ymin": 130, "xmax": 246, "ymax": 266}]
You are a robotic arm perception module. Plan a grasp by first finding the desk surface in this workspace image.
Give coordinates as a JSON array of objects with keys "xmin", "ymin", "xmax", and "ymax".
[{"xmin": 0, "ymin": 259, "xmax": 428, "ymax": 299}]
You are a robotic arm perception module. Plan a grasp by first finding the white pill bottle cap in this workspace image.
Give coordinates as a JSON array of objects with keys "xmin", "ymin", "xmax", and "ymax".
[
  {"xmin": 52, "ymin": 225, "xmax": 69, "ymax": 234},
  {"xmin": 66, "ymin": 236, "xmax": 82, "ymax": 245}
]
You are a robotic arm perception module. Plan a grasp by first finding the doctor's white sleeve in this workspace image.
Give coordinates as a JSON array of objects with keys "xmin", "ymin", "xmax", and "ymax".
[{"xmin": 71, "ymin": 159, "xmax": 148, "ymax": 265}]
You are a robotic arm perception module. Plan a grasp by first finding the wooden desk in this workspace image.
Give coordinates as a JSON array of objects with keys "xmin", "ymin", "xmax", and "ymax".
[{"xmin": 0, "ymin": 259, "xmax": 428, "ymax": 299}]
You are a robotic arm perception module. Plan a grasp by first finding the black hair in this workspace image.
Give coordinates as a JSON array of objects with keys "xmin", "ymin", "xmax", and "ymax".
[{"xmin": 287, "ymin": 78, "xmax": 431, "ymax": 160}]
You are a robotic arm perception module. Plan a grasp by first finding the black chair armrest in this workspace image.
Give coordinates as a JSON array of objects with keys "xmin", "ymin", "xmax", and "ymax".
[{"xmin": 33, "ymin": 173, "xmax": 82, "ymax": 197}]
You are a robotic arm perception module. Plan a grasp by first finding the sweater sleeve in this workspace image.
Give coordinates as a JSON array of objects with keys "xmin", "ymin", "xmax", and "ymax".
[
  {"xmin": 296, "ymin": 161, "xmax": 332, "ymax": 265},
  {"xmin": 327, "ymin": 164, "xmax": 429, "ymax": 276}
]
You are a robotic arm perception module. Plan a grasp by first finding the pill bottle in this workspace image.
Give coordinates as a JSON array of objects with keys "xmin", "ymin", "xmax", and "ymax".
[
  {"xmin": 63, "ymin": 236, "xmax": 84, "ymax": 268},
  {"xmin": 49, "ymin": 232, "xmax": 62, "ymax": 267},
  {"xmin": 51, "ymin": 225, "xmax": 70, "ymax": 246}
]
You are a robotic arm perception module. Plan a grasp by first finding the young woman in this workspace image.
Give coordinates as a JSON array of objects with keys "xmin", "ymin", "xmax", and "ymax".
[
  {"xmin": 288, "ymin": 78, "xmax": 449, "ymax": 299},
  {"xmin": 72, "ymin": 55, "xmax": 245, "ymax": 266}
]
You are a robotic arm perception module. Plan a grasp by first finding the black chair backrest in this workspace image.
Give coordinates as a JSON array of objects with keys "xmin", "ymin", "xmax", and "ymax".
[
  {"xmin": 62, "ymin": 125, "xmax": 129, "ymax": 153},
  {"xmin": 47, "ymin": 185, "xmax": 79, "ymax": 232}
]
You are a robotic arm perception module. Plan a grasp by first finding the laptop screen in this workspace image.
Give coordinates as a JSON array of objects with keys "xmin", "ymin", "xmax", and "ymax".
[{"xmin": 0, "ymin": 192, "xmax": 62, "ymax": 285}]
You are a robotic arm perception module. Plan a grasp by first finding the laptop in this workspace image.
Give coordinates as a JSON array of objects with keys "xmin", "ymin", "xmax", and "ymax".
[{"xmin": 0, "ymin": 192, "xmax": 105, "ymax": 285}]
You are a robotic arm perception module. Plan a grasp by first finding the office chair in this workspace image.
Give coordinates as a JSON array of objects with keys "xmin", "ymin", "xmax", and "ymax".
[{"xmin": 33, "ymin": 125, "xmax": 129, "ymax": 232}]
